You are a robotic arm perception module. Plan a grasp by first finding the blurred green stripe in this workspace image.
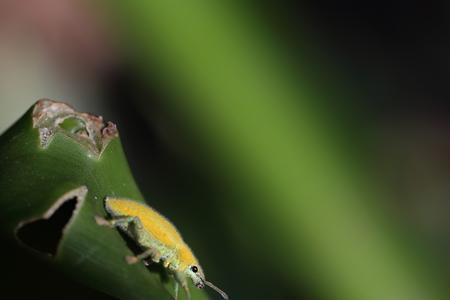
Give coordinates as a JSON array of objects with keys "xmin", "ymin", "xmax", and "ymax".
[{"xmin": 109, "ymin": 1, "xmax": 449, "ymax": 299}]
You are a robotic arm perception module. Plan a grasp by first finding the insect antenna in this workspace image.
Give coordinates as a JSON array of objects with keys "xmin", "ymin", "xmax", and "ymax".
[{"xmin": 204, "ymin": 280, "xmax": 229, "ymax": 300}]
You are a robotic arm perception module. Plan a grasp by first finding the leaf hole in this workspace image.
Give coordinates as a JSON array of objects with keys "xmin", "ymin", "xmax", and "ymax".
[
  {"xmin": 15, "ymin": 186, "xmax": 87, "ymax": 257},
  {"xmin": 16, "ymin": 198, "xmax": 77, "ymax": 256}
]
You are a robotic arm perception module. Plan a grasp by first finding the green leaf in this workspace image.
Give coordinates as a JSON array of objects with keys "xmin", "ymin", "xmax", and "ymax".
[{"xmin": 0, "ymin": 100, "xmax": 209, "ymax": 300}]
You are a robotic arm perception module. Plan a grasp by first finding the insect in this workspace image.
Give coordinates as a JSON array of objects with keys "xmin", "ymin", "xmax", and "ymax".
[{"xmin": 95, "ymin": 197, "xmax": 228, "ymax": 300}]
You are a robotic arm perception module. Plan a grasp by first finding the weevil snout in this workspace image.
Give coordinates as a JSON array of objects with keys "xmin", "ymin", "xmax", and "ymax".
[{"xmin": 185, "ymin": 265, "xmax": 228, "ymax": 299}]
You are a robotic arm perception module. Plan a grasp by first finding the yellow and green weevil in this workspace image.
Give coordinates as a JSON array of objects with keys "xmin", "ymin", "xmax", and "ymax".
[{"xmin": 95, "ymin": 197, "xmax": 228, "ymax": 300}]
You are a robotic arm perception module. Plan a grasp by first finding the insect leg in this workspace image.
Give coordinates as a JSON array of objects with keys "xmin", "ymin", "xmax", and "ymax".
[
  {"xmin": 182, "ymin": 283, "xmax": 191, "ymax": 300},
  {"xmin": 174, "ymin": 281, "xmax": 179, "ymax": 300},
  {"xmin": 126, "ymin": 248, "xmax": 161, "ymax": 265},
  {"xmin": 124, "ymin": 218, "xmax": 164, "ymax": 265},
  {"xmin": 94, "ymin": 215, "xmax": 113, "ymax": 227},
  {"xmin": 95, "ymin": 215, "xmax": 137, "ymax": 228}
]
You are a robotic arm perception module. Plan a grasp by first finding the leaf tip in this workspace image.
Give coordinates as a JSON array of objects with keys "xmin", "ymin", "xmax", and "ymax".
[{"xmin": 32, "ymin": 99, "xmax": 118, "ymax": 157}]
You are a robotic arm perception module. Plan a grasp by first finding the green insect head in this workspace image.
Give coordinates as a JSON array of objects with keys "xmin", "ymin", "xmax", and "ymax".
[{"xmin": 185, "ymin": 264, "xmax": 228, "ymax": 300}]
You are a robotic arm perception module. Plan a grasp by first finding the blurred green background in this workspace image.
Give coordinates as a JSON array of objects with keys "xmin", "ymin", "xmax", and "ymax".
[{"xmin": 1, "ymin": 1, "xmax": 450, "ymax": 300}]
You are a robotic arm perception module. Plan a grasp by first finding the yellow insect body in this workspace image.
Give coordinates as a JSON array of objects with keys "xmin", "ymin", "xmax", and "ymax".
[
  {"xmin": 106, "ymin": 198, "xmax": 197, "ymax": 270},
  {"xmin": 97, "ymin": 197, "xmax": 228, "ymax": 300}
]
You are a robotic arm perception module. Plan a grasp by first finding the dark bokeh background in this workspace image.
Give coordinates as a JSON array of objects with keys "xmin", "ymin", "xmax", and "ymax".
[{"xmin": 1, "ymin": 1, "xmax": 450, "ymax": 300}]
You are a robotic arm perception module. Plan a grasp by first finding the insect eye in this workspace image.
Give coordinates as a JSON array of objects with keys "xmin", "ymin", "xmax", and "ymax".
[{"xmin": 191, "ymin": 266, "xmax": 198, "ymax": 273}]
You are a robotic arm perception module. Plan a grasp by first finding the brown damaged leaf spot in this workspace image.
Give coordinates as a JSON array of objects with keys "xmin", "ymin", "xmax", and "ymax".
[
  {"xmin": 32, "ymin": 99, "xmax": 118, "ymax": 158},
  {"xmin": 102, "ymin": 121, "xmax": 118, "ymax": 147},
  {"xmin": 16, "ymin": 186, "xmax": 88, "ymax": 257}
]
